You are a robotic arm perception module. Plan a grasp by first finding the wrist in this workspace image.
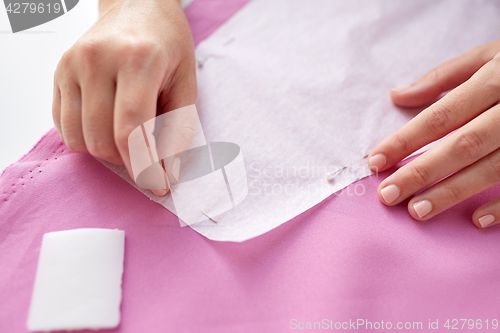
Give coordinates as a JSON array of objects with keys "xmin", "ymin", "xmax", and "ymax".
[
  {"xmin": 98, "ymin": 0, "xmax": 182, "ymax": 18},
  {"xmin": 99, "ymin": 0, "xmax": 124, "ymax": 17}
]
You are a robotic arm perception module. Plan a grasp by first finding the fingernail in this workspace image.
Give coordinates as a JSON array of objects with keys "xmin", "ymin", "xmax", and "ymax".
[
  {"xmin": 413, "ymin": 200, "xmax": 432, "ymax": 218},
  {"xmin": 171, "ymin": 157, "xmax": 181, "ymax": 182},
  {"xmin": 380, "ymin": 184, "xmax": 400, "ymax": 204},
  {"xmin": 368, "ymin": 154, "xmax": 386, "ymax": 171},
  {"xmin": 479, "ymin": 214, "xmax": 495, "ymax": 228},
  {"xmin": 152, "ymin": 189, "xmax": 167, "ymax": 197},
  {"xmin": 391, "ymin": 85, "xmax": 411, "ymax": 93}
]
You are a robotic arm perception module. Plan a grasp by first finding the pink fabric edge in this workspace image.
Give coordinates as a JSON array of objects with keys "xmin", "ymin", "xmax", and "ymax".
[{"xmin": 1, "ymin": 128, "xmax": 56, "ymax": 178}]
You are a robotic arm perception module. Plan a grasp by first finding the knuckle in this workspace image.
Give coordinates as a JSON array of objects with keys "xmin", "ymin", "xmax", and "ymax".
[
  {"xmin": 485, "ymin": 57, "xmax": 500, "ymax": 74},
  {"xmin": 443, "ymin": 183, "xmax": 464, "ymax": 203},
  {"xmin": 426, "ymin": 103, "xmax": 453, "ymax": 135},
  {"xmin": 406, "ymin": 163, "xmax": 431, "ymax": 187},
  {"xmin": 58, "ymin": 49, "xmax": 74, "ymax": 69},
  {"xmin": 392, "ymin": 132, "xmax": 412, "ymax": 155},
  {"xmin": 465, "ymin": 44, "xmax": 486, "ymax": 60},
  {"xmin": 117, "ymin": 108, "xmax": 141, "ymax": 127},
  {"xmin": 121, "ymin": 40, "xmax": 161, "ymax": 67},
  {"xmin": 86, "ymin": 140, "xmax": 117, "ymax": 160},
  {"xmin": 77, "ymin": 39, "xmax": 103, "ymax": 63},
  {"xmin": 178, "ymin": 124, "xmax": 195, "ymax": 143},
  {"xmin": 467, "ymin": 45, "xmax": 482, "ymax": 55},
  {"xmin": 489, "ymin": 55, "xmax": 500, "ymax": 67},
  {"xmin": 454, "ymin": 131, "xmax": 484, "ymax": 160},
  {"xmin": 131, "ymin": 40, "xmax": 157, "ymax": 55},
  {"xmin": 65, "ymin": 138, "xmax": 87, "ymax": 153},
  {"xmin": 425, "ymin": 67, "xmax": 441, "ymax": 83},
  {"xmin": 485, "ymin": 58, "xmax": 500, "ymax": 88},
  {"xmin": 485, "ymin": 151, "xmax": 500, "ymax": 182}
]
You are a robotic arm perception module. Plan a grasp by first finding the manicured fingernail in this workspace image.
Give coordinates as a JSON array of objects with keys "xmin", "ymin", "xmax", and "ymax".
[
  {"xmin": 413, "ymin": 200, "xmax": 432, "ymax": 218},
  {"xmin": 479, "ymin": 214, "xmax": 495, "ymax": 228},
  {"xmin": 380, "ymin": 184, "xmax": 400, "ymax": 204},
  {"xmin": 152, "ymin": 189, "xmax": 167, "ymax": 197},
  {"xmin": 171, "ymin": 157, "xmax": 181, "ymax": 182},
  {"xmin": 368, "ymin": 154, "xmax": 386, "ymax": 171},
  {"xmin": 391, "ymin": 85, "xmax": 411, "ymax": 93}
]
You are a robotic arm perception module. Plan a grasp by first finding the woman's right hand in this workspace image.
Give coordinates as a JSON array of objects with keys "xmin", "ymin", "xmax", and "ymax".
[{"xmin": 52, "ymin": 0, "xmax": 197, "ymax": 196}]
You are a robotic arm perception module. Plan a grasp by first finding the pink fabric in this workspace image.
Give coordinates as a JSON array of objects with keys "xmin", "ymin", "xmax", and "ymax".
[
  {"xmin": 185, "ymin": 0, "xmax": 252, "ymax": 47},
  {"xmin": 2, "ymin": 1, "xmax": 500, "ymax": 332}
]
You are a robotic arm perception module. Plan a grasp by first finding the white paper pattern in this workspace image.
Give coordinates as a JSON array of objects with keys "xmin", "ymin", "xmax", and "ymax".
[{"xmin": 102, "ymin": 0, "xmax": 500, "ymax": 241}]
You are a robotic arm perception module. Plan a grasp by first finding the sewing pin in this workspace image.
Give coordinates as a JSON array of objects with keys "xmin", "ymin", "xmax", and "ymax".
[
  {"xmin": 201, "ymin": 211, "xmax": 218, "ymax": 224},
  {"xmin": 326, "ymin": 166, "xmax": 347, "ymax": 181}
]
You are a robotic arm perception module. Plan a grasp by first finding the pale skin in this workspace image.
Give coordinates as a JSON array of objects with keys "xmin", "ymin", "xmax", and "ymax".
[
  {"xmin": 52, "ymin": 0, "xmax": 196, "ymax": 197},
  {"xmin": 53, "ymin": 1, "xmax": 500, "ymax": 227},
  {"xmin": 368, "ymin": 41, "xmax": 500, "ymax": 229}
]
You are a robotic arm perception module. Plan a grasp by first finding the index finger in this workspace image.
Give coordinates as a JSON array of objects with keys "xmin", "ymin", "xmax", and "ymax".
[
  {"xmin": 113, "ymin": 61, "xmax": 165, "ymax": 189},
  {"xmin": 368, "ymin": 57, "xmax": 500, "ymax": 172}
]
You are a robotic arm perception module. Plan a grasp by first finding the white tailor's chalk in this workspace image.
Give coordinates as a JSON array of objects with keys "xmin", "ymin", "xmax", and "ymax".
[{"xmin": 27, "ymin": 228, "xmax": 125, "ymax": 332}]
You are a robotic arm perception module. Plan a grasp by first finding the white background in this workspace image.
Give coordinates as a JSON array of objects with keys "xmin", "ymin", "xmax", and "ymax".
[
  {"xmin": 0, "ymin": 0, "xmax": 98, "ymax": 172},
  {"xmin": 0, "ymin": 0, "xmax": 194, "ymax": 173}
]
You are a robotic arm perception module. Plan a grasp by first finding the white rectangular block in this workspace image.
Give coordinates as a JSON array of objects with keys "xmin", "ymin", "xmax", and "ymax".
[{"xmin": 27, "ymin": 228, "xmax": 125, "ymax": 332}]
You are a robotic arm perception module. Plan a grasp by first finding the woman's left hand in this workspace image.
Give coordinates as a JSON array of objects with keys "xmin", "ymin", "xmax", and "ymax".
[{"xmin": 368, "ymin": 40, "xmax": 500, "ymax": 229}]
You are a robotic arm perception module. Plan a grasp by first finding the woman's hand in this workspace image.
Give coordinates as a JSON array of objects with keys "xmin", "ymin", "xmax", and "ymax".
[
  {"xmin": 52, "ymin": 0, "xmax": 196, "ymax": 196},
  {"xmin": 368, "ymin": 41, "xmax": 500, "ymax": 228}
]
